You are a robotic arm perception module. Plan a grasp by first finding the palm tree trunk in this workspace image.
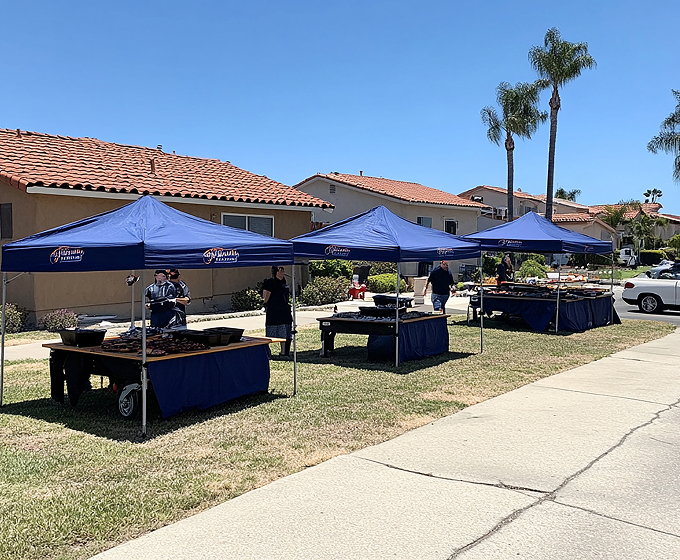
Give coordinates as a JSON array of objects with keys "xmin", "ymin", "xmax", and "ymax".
[
  {"xmin": 505, "ymin": 131, "xmax": 515, "ymax": 222},
  {"xmin": 545, "ymin": 86, "xmax": 561, "ymax": 221}
]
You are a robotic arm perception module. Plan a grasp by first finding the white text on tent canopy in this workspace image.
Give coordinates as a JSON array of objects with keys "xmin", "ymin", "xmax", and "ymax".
[
  {"xmin": 324, "ymin": 245, "xmax": 351, "ymax": 258},
  {"xmin": 50, "ymin": 246, "xmax": 84, "ymax": 264},
  {"xmin": 498, "ymin": 239, "xmax": 523, "ymax": 248},
  {"xmin": 203, "ymin": 248, "xmax": 239, "ymax": 265}
]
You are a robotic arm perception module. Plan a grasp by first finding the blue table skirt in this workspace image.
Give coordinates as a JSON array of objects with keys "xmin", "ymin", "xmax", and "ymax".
[
  {"xmin": 147, "ymin": 344, "xmax": 271, "ymax": 418},
  {"xmin": 367, "ymin": 316, "xmax": 449, "ymax": 363},
  {"xmin": 480, "ymin": 295, "xmax": 620, "ymax": 332}
]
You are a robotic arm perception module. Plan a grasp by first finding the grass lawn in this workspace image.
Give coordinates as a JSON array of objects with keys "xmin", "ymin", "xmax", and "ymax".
[{"xmin": 0, "ymin": 316, "xmax": 674, "ymax": 560}]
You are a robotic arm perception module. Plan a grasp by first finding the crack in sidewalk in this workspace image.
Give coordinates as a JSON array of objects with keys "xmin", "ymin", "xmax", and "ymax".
[{"xmin": 445, "ymin": 397, "xmax": 680, "ymax": 558}]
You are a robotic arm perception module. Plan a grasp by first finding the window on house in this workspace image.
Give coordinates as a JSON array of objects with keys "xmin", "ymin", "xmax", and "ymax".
[
  {"xmin": 0, "ymin": 203, "xmax": 12, "ymax": 239},
  {"xmin": 329, "ymin": 184, "xmax": 336, "ymax": 194},
  {"xmin": 444, "ymin": 220, "xmax": 457, "ymax": 235},
  {"xmin": 222, "ymin": 213, "xmax": 274, "ymax": 237},
  {"xmin": 417, "ymin": 216, "xmax": 432, "ymax": 228}
]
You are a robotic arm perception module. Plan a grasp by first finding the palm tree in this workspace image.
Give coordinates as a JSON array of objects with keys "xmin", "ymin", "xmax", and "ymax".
[
  {"xmin": 529, "ymin": 27, "xmax": 596, "ymax": 221},
  {"xmin": 647, "ymin": 90, "xmax": 680, "ymax": 182},
  {"xmin": 481, "ymin": 81, "xmax": 547, "ymax": 221},
  {"xmin": 643, "ymin": 188, "xmax": 663, "ymax": 203},
  {"xmin": 555, "ymin": 187, "xmax": 581, "ymax": 201}
]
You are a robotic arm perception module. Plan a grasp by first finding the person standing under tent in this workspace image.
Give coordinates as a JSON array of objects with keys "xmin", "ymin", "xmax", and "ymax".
[
  {"xmin": 144, "ymin": 270, "xmax": 178, "ymax": 328},
  {"xmin": 262, "ymin": 265, "xmax": 293, "ymax": 357},
  {"xmin": 422, "ymin": 260, "xmax": 456, "ymax": 314},
  {"xmin": 168, "ymin": 268, "xmax": 191, "ymax": 327},
  {"xmin": 496, "ymin": 254, "xmax": 513, "ymax": 286}
]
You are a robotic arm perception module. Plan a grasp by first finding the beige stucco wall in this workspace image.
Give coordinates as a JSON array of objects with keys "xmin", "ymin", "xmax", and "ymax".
[
  {"xmin": 297, "ymin": 177, "xmax": 482, "ymax": 277},
  {"xmin": 0, "ymin": 185, "xmax": 312, "ymax": 322},
  {"xmin": 298, "ymin": 177, "xmax": 481, "ymax": 235}
]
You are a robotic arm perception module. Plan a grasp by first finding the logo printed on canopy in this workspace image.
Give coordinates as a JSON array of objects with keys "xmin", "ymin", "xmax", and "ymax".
[
  {"xmin": 498, "ymin": 239, "xmax": 523, "ymax": 248},
  {"xmin": 203, "ymin": 247, "xmax": 239, "ymax": 265},
  {"xmin": 50, "ymin": 246, "xmax": 84, "ymax": 264},
  {"xmin": 324, "ymin": 245, "xmax": 351, "ymax": 257},
  {"xmin": 436, "ymin": 247, "xmax": 455, "ymax": 256}
]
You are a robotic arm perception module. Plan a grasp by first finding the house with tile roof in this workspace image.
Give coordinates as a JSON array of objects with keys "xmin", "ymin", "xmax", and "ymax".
[
  {"xmin": 293, "ymin": 172, "xmax": 490, "ymax": 277},
  {"xmin": 0, "ymin": 128, "xmax": 333, "ymax": 320},
  {"xmin": 550, "ymin": 213, "xmax": 618, "ymax": 247},
  {"xmin": 457, "ymin": 185, "xmax": 591, "ymax": 225}
]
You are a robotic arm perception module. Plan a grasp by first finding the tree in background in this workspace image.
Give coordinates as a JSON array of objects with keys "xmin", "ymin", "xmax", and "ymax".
[
  {"xmin": 529, "ymin": 27, "xmax": 596, "ymax": 221},
  {"xmin": 647, "ymin": 90, "xmax": 680, "ymax": 183},
  {"xmin": 555, "ymin": 187, "xmax": 581, "ymax": 201},
  {"xmin": 643, "ymin": 188, "xmax": 663, "ymax": 203},
  {"xmin": 481, "ymin": 81, "xmax": 547, "ymax": 221},
  {"xmin": 600, "ymin": 200, "xmax": 638, "ymax": 230}
]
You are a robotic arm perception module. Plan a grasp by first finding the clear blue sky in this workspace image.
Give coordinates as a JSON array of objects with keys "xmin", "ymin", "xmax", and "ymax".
[{"xmin": 2, "ymin": 1, "xmax": 677, "ymax": 213}]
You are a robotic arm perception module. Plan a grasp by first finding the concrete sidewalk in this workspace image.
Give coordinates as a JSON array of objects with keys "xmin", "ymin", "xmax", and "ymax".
[{"xmin": 87, "ymin": 326, "xmax": 680, "ymax": 558}]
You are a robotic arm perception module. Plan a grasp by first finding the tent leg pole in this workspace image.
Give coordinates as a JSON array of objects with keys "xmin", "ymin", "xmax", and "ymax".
[
  {"xmin": 395, "ymin": 263, "xmax": 400, "ymax": 368},
  {"xmin": 610, "ymin": 253, "xmax": 615, "ymax": 324},
  {"xmin": 130, "ymin": 270, "xmax": 135, "ymax": 330},
  {"xmin": 479, "ymin": 257, "xmax": 483, "ymax": 354},
  {"xmin": 292, "ymin": 264, "xmax": 297, "ymax": 396},
  {"xmin": 555, "ymin": 260, "xmax": 561, "ymax": 333},
  {"xmin": 141, "ymin": 270, "xmax": 147, "ymax": 438},
  {"xmin": 1, "ymin": 273, "xmax": 6, "ymax": 407}
]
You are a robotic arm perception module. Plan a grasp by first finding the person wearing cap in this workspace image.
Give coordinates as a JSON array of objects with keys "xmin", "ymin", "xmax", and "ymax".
[
  {"xmin": 168, "ymin": 268, "xmax": 191, "ymax": 327},
  {"xmin": 496, "ymin": 254, "xmax": 513, "ymax": 286},
  {"xmin": 144, "ymin": 269, "xmax": 178, "ymax": 328},
  {"xmin": 422, "ymin": 260, "xmax": 456, "ymax": 314},
  {"xmin": 262, "ymin": 265, "xmax": 293, "ymax": 356}
]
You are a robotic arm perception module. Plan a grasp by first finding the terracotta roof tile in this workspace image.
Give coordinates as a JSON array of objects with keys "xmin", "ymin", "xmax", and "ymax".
[
  {"xmin": 0, "ymin": 128, "xmax": 332, "ymax": 209},
  {"xmin": 551, "ymin": 212, "xmax": 616, "ymax": 231},
  {"xmin": 297, "ymin": 173, "xmax": 489, "ymax": 208}
]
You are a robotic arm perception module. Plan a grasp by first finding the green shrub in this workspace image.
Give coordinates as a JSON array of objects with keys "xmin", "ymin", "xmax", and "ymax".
[
  {"xmin": 662, "ymin": 247, "xmax": 677, "ymax": 261},
  {"xmin": 521, "ymin": 253, "xmax": 546, "ymax": 265},
  {"xmin": 298, "ymin": 276, "xmax": 350, "ymax": 306},
  {"xmin": 572, "ymin": 253, "xmax": 613, "ymax": 268},
  {"xmin": 367, "ymin": 273, "xmax": 408, "ymax": 294},
  {"xmin": 39, "ymin": 309, "xmax": 78, "ymax": 332},
  {"xmin": 639, "ymin": 249, "xmax": 667, "ymax": 266},
  {"xmin": 353, "ymin": 261, "xmax": 397, "ymax": 275},
  {"xmin": 309, "ymin": 259, "xmax": 353, "ymax": 279},
  {"xmin": 3, "ymin": 303, "xmax": 30, "ymax": 333},
  {"xmin": 456, "ymin": 282, "xmax": 465, "ymax": 290},
  {"xmin": 516, "ymin": 260, "xmax": 547, "ymax": 279},
  {"xmin": 231, "ymin": 288, "xmax": 264, "ymax": 312}
]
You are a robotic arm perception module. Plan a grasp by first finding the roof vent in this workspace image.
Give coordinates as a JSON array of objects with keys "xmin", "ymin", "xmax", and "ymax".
[
  {"xmin": 16, "ymin": 129, "xmax": 21, "ymax": 138},
  {"xmin": 150, "ymin": 159, "xmax": 156, "ymax": 174},
  {"xmin": 156, "ymin": 145, "xmax": 163, "ymax": 151},
  {"xmin": 359, "ymin": 170, "xmax": 363, "ymax": 176}
]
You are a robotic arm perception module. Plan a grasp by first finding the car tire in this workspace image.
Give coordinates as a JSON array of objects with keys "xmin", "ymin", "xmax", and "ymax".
[{"xmin": 638, "ymin": 294, "xmax": 663, "ymax": 314}]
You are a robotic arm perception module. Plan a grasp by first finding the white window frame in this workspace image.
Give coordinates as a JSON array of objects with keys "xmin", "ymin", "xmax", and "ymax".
[
  {"xmin": 221, "ymin": 212, "xmax": 275, "ymax": 237},
  {"xmin": 444, "ymin": 219, "xmax": 457, "ymax": 235}
]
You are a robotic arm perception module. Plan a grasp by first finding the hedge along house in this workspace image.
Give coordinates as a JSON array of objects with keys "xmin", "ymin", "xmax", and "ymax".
[
  {"xmin": 293, "ymin": 172, "xmax": 489, "ymax": 279},
  {"xmin": 0, "ymin": 128, "xmax": 333, "ymax": 323}
]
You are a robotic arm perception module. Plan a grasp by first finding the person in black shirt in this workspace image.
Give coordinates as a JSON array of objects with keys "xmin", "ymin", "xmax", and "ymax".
[
  {"xmin": 423, "ymin": 260, "xmax": 456, "ymax": 314},
  {"xmin": 496, "ymin": 254, "xmax": 513, "ymax": 286},
  {"xmin": 168, "ymin": 268, "xmax": 191, "ymax": 327},
  {"xmin": 262, "ymin": 265, "xmax": 293, "ymax": 356}
]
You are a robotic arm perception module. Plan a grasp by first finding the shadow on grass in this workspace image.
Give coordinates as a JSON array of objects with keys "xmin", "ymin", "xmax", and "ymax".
[
  {"xmin": 287, "ymin": 346, "xmax": 475, "ymax": 374},
  {"xmin": 0, "ymin": 387, "xmax": 290, "ymax": 442},
  {"xmin": 456, "ymin": 315, "xmax": 580, "ymax": 336}
]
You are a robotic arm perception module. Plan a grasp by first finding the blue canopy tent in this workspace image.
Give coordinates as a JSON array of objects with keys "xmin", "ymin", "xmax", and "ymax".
[
  {"xmin": 291, "ymin": 205, "xmax": 482, "ymax": 365},
  {"xmin": 461, "ymin": 211, "xmax": 615, "ymax": 332},
  {"xmin": 1, "ymin": 196, "xmax": 296, "ymax": 435},
  {"xmin": 460, "ymin": 211, "xmax": 613, "ymax": 254}
]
